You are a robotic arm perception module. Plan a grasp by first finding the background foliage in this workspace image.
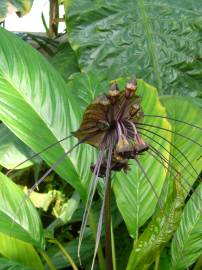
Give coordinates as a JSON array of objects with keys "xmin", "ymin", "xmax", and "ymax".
[{"xmin": 0, "ymin": 0, "xmax": 201, "ymax": 269}]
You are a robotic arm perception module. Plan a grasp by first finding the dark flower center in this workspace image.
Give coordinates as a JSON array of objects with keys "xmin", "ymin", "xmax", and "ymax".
[{"xmin": 74, "ymin": 78, "xmax": 149, "ymax": 176}]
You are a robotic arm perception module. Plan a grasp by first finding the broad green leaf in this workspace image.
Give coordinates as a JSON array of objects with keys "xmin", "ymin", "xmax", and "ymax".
[
  {"xmin": 0, "ymin": 257, "xmax": 32, "ymax": 270},
  {"xmin": 0, "ymin": 1, "xmax": 33, "ymax": 20},
  {"xmin": 66, "ymin": 0, "xmax": 202, "ymax": 96},
  {"xmin": 0, "ymin": 172, "xmax": 44, "ymax": 249},
  {"xmin": 0, "ymin": 233, "xmax": 44, "ymax": 270},
  {"xmin": 160, "ymin": 96, "xmax": 202, "ymax": 192},
  {"xmin": 49, "ymin": 42, "xmax": 80, "ymax": 81},
  {"xmin": 0, "ymin": 123, "xmax": 38, "ymax": 169},
  {"xmin": 171, "ymin": 184, "xmax": 202, "ymax": 270},
  {"xmin": 0, "ymin": 27, "xmax": 84, "ymax": 197},
  {"xmin": 113, "ymin": 79, "xmax": 172, "ymax": 238},
  {"xmin": 126, "ymin": 179, "xmax": 184, "ymax": 270},
  {"xmin": 126, "ymin": 96, "xmax": 202, "ymax": 269}
]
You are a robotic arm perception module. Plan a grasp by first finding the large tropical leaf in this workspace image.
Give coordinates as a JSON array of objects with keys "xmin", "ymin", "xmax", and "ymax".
[
  {"xmin": 66, "ymin": 0, "xmax": 202, "ymax": 96},
  {"xmin": 0, "ymin": 123, "xmax": 38, "ymax": 169},
  {"xmin": 0, "ymin": 1, "xmax": 33, "ymax": 20},
  {"xmin": 0, "ymin": 233, "xmax": 44, "ymax": 270},
  {"xmin": 126, "ymin": 96, "xmax": 202, "ymax": 269},
  {"xmin": 113, "ymin": 79, "xmax": 171, "ymax": 238},
  {"xmin": 160, "ymin": 96, "xmax": 202, "ymax": 192},
  {"xmin": 0, "ymin": 27, "xmax": 85, "ymax": 196},
  {"xmin": 0, "ymin": 172, "xmax": 44, "ymax": 249},
  {"xmin": 126, "ymin": 180, "xmax": 184, "ymax": 270},
  {"xmin": 171, "ymin": 184, "xmax": 202, "ymax": 270}
]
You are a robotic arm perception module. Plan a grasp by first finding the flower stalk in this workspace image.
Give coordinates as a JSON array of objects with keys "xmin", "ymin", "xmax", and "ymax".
[{"xmin": 105, "ymin": 171, "xmax": 113, "ymax": 270}]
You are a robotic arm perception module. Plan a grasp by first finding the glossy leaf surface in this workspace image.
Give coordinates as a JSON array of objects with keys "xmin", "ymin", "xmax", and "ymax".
[
  {"xmin": 171, "ymin": 184, "xmax": 202, "ymax": 270},
  {"xmin": 66, "ymin": 0, "xmax": 202, "ymax": 96},
  {"xmin": 160, "ymin": 96, "xmax": 202, "ymax": 191},
  {"xmin": 0, "ymin": 233, "xmax": 44, "ymax": 270},
  {"xmin": 0, "ymin": 172, "xmax": 44, "ymax": 249},
  {"xmin": 0, "ymin": 123, "xmax": 37, "ymax": 169},
  {"xmin": 0, "ymin": 27, "xmax": 84, "ymax": 196},
  {"xmin": 126, "ymin": 96, "xmax": 202, "ymax": 268}
]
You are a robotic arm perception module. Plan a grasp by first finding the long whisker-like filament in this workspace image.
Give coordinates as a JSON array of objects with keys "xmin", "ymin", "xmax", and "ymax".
[
  {"xmin": 91, "ymin": 138, "xmax": 113, "ymax": 270},
  {"xmin": 137, "ymin": 127, "xmax": 201, "ymax": 180},
  {"xmin": 10, "ymin": 137, "xmax": 89, "ymax": 237},
  {"xmin": 148, "ymin": 149, "xmax": 190, "ymax": 194},
  {"xmin": 139, "ymin": 131, "xmax": 197, "ymax": 180},
  {"xmin": 143, "ymin": 114, "xmax": 202, "ymax": 130},
  {"xmin": 7, "ymin": 125, "xmax": 98, "ymax": 176},
  {"xmin": 6, "ymin": 134, "xmax": 73, "ymax": 175},
  {"xmin": 78, "ymin": 143, "xmax": 106, "ymax": 263},
  {"xmin": 148, "ymin": 149, "xmax": 202, "ymax": 218},
  {"xmin": 27, "ymin": 142, "xmax": 81, "ymax": 196},
  {"xmin": 135, "ymin": 158, "xmax": 165, "ymax": 213},
  {"xmin": 148, "ymin": 147, "xmax": 202, "ymax": 206},
  {"xmin": 136, "ymin": 123, "xmax": 202, "ymax": 147},
  {"xmin": 146, "ymin": 150, "xmax": 193, "ymax": 270}
]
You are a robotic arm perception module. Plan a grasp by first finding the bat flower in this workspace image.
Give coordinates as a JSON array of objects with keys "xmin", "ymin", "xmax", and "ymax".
[
  {"xmin": 74, "ymin": 78, "xmax": 150, "ymax": 269},
  {"xmin": 74, "ymin": 78, "xmax": 149, "ymax": 176},
  {"xmin": 7, "ymin": 78, "xmax": 201, "ymax": 270}
]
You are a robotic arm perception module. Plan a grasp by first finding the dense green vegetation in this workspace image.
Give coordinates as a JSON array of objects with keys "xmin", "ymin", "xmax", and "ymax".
[{"xmin": 0, "ymin": 1, "xmax": 201, "ymax": 269}]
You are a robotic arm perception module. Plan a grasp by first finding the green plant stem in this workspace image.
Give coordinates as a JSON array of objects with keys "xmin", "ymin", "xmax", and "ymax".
[
  {"xmin": 40, "ymin": 251, "xmax": 57, "ymax": 270},
  {"xmin": 105, "ymin": 172, "xmax": 113, "ymax": 270},
  {"xmin": 49, "ymin": 239, "xmax": 78, "ymax": 270},
  {"xmin": 89, "ymin": 211, "xmax": 106, "ymax": 270},
  {"xmin": 111, "ymin": 218, "xmax": 117, "ymax": 270},
  {"xmin": 154, "ymin": 253, "xmax": 160, "ymax": 270}
]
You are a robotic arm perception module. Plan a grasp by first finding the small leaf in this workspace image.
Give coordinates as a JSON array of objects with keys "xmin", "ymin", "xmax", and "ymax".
[
  {"xmin": 0, "ymin": 172, "xmax": 45, "ymax": 249},
  {"xmin": 0, "ymin": 232, "xmax": 44, "ymax": 270}
]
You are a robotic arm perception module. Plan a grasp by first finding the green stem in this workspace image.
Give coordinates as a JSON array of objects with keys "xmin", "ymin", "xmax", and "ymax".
[
  {"xmin": 154, "ymin": 253, "xmax": 160, "ymax": 270},
  {"xmin": 40, "ymin": 251, "xmax": 57, "ymax": 270},
  {"xmin": 89, "ymin": 210, "xmax": 106, "ymax": 270},
  {"xmin": 105, "ymin": 172, "xmax": 113, "ymax": 270},
  {"xmin": 111, "ymin": 218, "xmax": 117, "ymax": 270},
  {"xmin": 49, "ymin": 239, "xmax": 78, "ymax": 270}
]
